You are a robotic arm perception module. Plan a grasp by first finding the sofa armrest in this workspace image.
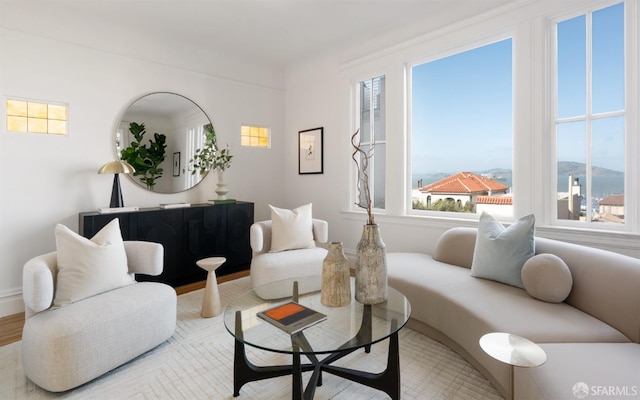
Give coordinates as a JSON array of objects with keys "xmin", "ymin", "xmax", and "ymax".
[
  {"xmin": 250, "ymin": 221, "xmax": 272, "ymax": 256},
  {"xmin": 312, "ymin": 219, "xmax": 328, "ymax": 243},
  {"xmin": 23, "ymin": 252, "xmax": 57, "ymax": 317},
  {"xmin": 124, "ymin": 241, "xmax": 164, "ymax": 276},
  {"xmin": 433, "ymin": 227, "xmax": 477, "ymax": 269}
]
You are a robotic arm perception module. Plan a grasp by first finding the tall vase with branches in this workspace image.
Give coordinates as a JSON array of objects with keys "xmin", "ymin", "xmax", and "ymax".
[{"xmin": 351, "ymin": 129, "xmax": 388, "ymax": 304}]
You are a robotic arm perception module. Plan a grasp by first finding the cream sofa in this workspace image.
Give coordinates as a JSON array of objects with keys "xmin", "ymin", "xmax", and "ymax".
[
  {"xmin": 21, "ymin": 241, "xmax": 177, "ymax": 392},
  {"xmin": 387, "ymin": 227, "xmax": 640, "ymax": 399}
]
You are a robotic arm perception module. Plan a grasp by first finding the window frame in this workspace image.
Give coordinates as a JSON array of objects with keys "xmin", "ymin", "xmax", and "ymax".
[
  {"xmin": 405, "ymin": 35, "xmax": 515, "ymax": 221},
  {"xmin": 546, "ymin": 0, "xmax": 638, "ymax": 233},
  {"xmin": 241, "ymin": 124, "xmax": 271, "ymax": 148},
  {"xmin": 5, "ymin": 97, "xmax": 69, "ymax": 135},
  {"xmin": 343, "ymin": 0, "xmax": 640, "ymax": 252},
  {"xmin": 352, "ymin": 75, "xmax": 387, "ymax": 213}
]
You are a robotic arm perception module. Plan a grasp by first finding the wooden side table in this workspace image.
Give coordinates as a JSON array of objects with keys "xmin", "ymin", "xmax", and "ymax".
[
  {"xmin": 196, "ymin": 257, "xmax": 226, "ymax": 318},
  {"xmin": 480, "ymin": 332, "xmax": 546, "ymax": 400}
]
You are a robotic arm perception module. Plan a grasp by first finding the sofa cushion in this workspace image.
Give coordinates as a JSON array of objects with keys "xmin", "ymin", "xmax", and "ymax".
[
  {"xmin": 22, "ymin": 282, "xmax": 176, "ymax": 392},
  {"xmin": 54, "ymin": 218, "xmax": 134, "ymax": 306},
  {"xmin": 471, "ymin": 212, "xmax": 535, "ymax": 288},
  {"xmin": 522, "ymin": 253, "xmax": 573, "ymax": 303},
  {"xmin": 269, "ymin": 203, "xmax": 315, "ymax": 252},
  {"xmin": 250, "ymin": 246, "xmax": 327, "ymax": 298}
]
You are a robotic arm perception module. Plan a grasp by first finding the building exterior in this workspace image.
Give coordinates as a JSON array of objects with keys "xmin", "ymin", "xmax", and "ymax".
[
  {"xmin": 413, "ymin": 172, "xmax": 510, "ymax": 213},
  {"xmin": 599, "ymin": 194, "xmax": 624, "ymax": 222},
  {"xmin": 557, "ymin": 176, "xmax": 582, "ymax": 221}
]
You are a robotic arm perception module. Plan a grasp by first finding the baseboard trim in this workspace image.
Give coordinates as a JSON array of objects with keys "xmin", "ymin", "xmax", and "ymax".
[{"xmin": 0, "ymin": 294, "xmax": 25, "ymax": 319}]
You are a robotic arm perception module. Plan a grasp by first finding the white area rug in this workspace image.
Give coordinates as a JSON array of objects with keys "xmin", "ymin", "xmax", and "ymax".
[{"xmin": 0, "ymin": 277, "xmax": 503, "ymax": 399}]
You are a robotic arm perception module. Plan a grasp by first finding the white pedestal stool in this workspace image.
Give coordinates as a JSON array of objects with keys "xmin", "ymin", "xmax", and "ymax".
[{"xmin": 196, "ymin": 257, "xmax": 226, "ymax": 318}]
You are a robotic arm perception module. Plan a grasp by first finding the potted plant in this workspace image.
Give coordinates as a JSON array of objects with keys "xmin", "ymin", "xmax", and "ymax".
[
  {"xmin": 189, "ymin": 123, "xmax": 233, "ymax": 199},
  {"xmin": 351, "ymin": 129, "xmax": 387, "ymax": 304},
  {"xmin": 119, "ymin": 122, "xmax": 167, "ymax": 190}
]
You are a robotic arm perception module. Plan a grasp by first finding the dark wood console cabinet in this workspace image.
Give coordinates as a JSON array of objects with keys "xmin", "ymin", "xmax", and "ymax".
[{"xmin": 79, "ymin": 202, "xmax": 254, "ymax": 287}]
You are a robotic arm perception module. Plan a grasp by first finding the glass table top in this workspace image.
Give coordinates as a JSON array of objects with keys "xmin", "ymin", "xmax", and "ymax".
[{"xmin": 224, "ymin": 276, "xmax": 411, "ymax": 355}]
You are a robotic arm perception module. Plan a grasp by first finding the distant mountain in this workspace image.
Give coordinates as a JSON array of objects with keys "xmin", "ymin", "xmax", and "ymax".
[
  {"xmin": 557, "ymin": 161, "xmax": 623, "ymax": 176},
  {"xmin": 415, "ymin": 162, "xmax": 622, "ymax": 179}
]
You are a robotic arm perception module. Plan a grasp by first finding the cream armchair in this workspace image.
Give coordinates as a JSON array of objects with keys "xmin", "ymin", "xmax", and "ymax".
[
  {"xmin": 249, "ymin": 219, "xmax": 328, "ymax": 298},
  {"xmin": 21, "ymin": 241, "xmax": 177, "ymax": 392}
]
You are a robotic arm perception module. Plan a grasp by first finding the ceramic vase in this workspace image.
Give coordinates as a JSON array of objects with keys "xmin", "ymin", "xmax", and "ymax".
[
  {"xmin": 355, "ymin": 224, "xmax": 388, "ymax": 304},
  {"xmin": 215, "ymin": 169, "xmax": 229, "ymax": 200},
  {"xmin": 321, "ymin": 242, "xmax": 351, "ymax": 307}
]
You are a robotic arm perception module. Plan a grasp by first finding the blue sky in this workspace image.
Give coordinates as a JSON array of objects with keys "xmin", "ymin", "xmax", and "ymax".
[{"xmin": 411, "ymin": 2, "xmax": 624, "ymax": 175}]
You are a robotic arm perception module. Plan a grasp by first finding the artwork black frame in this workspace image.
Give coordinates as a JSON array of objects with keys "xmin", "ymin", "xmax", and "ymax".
[{"xmin": 298, "ymin": 127, "xmax": 323, "ymax": 174}]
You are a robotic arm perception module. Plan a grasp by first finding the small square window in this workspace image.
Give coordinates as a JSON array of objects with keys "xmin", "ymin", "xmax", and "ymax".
[
  {"xmin": 241, "ymin": 124, "xmax": 270, "ymax": 148},
  {"xmin": 5, "ymin": 98, "xmax": 68, "ymax": 135}
]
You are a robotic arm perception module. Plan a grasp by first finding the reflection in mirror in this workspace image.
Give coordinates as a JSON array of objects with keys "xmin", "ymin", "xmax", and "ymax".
[{"xmin": 116, "ymin": 92, "xmax": 212, "ymax": 193}]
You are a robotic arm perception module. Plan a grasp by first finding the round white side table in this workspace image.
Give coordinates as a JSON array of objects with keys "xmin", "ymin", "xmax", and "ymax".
[
  {"xmin": 196, "ymin": 257, "xmax": 226, "ymax": 318},
  {"xmin": 480, "ymin": 332, "xmax": 546, "ymax": 400}
]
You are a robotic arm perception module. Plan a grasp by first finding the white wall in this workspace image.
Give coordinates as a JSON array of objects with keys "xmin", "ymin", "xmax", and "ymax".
[{"xmin": 0, "ymin": 28, "xmax": 286, "ymax": 316}]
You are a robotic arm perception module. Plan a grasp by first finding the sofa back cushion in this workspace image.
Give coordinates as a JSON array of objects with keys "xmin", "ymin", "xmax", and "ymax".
[
  {"xmin": 536, "ymin": 237, "xmax": 640, "ymax": 343},
  {"xmin": 433, "ymin": 227, "xmax": 477, "ymax": 269}
]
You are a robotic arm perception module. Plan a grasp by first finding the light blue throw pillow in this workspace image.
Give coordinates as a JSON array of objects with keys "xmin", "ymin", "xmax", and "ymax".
[{"xmin": 470, "ymin": 212, "xmax": 535, "ymax": 288}]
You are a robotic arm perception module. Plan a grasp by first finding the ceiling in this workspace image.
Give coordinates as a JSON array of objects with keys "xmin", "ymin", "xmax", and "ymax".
[{"xmin": 1, "ymin": 0, "xmax": 517, "ymax": 70}]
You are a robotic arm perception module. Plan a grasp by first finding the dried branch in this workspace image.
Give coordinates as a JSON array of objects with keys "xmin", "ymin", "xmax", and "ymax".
[{"xmin": 351, "ymin": 129, "xmax": 375, "ymax": 225}]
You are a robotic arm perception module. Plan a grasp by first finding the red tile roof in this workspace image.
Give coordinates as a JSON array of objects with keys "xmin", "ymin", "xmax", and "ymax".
[
  {"xmin": 476, "ymin": 195, "xmax": 513, "ymax": 205},
  {"xmin": 419, "ymin": 172, "xmax": 509, "ymax": 195},
  {"xmin": 599, "ymin": 194, "xmax": 624, "ymax": 206}
]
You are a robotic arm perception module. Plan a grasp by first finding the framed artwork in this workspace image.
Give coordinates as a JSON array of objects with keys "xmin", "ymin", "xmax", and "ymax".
[
  {"xmin": 298, "ymin": 127, "xmax": 323, "ymax": 174},
  {"xmin": 173, "ymin": 152, "xmax": 181, "ymax": 177}
]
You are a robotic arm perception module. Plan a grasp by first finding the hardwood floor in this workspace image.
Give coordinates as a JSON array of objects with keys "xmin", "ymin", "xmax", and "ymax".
[
  {"xmin": 0, "ymin": 270, "xmax": 249, "ymax": 347},
  {"xmin": 0, "ymin": 313, "xmax": 24, "ymax": 347}
]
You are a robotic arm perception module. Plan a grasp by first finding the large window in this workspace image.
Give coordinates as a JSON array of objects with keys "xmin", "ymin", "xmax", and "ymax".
[
  {"xmin": 554, "ymin": 2, "xmax": 626, "ymax": 224},
  {"xmin": 410, "ymin": 39, "xmax": 513, "ymax": 217},
  {"xmin": 355, "ymin": 76, "xmax": 386, "ymax": 210}
]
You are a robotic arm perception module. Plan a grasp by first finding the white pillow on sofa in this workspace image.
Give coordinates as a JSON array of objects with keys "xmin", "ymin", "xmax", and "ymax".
[
  {"xmin": 521, "ymin": 253, "xmax": 573, "ymax": 303},
  {"xmin": 471, "ymin": 212, "xmax": 535, "ymax": 288},
  {"xmin": 269, "ymin": 203, "xmax": 315, "ymax": 252},
  {"xmin": 54, "ymin": 218, "xmax": 134, "ymax": 306}
]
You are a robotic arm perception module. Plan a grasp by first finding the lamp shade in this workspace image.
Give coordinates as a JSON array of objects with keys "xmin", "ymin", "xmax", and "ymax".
[{"xmin": 98, "ymin": 161, "xmax": 135, "ymax": 174}]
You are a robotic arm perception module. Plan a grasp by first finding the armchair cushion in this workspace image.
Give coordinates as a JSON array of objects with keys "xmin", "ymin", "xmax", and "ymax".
[
  {"xmin": 269, "ymin": 203, "xmax": 315, "ymax": 252},
  {"xmin": 54, "ymin": 219, "xmax": 134, "ymax": 306}
]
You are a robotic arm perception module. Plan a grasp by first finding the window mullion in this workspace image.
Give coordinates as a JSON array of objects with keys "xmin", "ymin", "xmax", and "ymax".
[{"xmin": 368, "ymin": 78, "xmax": 376, "ymax": 207}]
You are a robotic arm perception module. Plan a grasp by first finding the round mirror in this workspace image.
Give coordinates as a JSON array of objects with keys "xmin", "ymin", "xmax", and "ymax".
[{"xmin": 116, "ymin": 92, "xmax": 212, "ymax": 193}]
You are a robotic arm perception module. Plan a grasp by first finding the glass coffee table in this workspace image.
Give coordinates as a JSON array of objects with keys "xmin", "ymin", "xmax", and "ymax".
[{"xmin": 224, "ymin": 276, "xmax": 411, "ymax": 400}]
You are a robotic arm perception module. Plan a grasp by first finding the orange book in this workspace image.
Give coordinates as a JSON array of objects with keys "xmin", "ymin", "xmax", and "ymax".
[{"xmin": 258, "ymin": 302, "xmax": 327, "ymax": 334}]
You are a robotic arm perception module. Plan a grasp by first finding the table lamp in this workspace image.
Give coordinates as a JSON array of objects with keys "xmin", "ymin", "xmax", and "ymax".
[{"xmin": 98, "ymin": 161, "xmax": 135, "ymax": 208}]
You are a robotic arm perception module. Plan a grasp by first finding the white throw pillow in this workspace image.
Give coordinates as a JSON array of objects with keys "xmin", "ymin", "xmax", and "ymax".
[
  {"xmin": 521, "ymin": 253, "xmax": 573, "ymax": 303},
  {"xmin": 471, "ymin": 212, "xmax": 535, "ymax": 288},
  {"xmin": 269, "ymin": 203, "xmax": 315, "ymax": 252},
  {"xmin": 54, "ymin": 218, "xmax": 134, "ymax": 306}
]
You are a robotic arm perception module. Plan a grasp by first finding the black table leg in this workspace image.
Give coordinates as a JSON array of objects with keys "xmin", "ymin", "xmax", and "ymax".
[
  {"xmin": 233, "ymin": 310, "xmax": 311, "ymax": 397},
  {"xmin": 233, "ymin": 308, "xmax": 402, "ymax": 400},
  {"xmin": 320, "ymin": 318, "xmax": 401, "ymax": 400}
]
